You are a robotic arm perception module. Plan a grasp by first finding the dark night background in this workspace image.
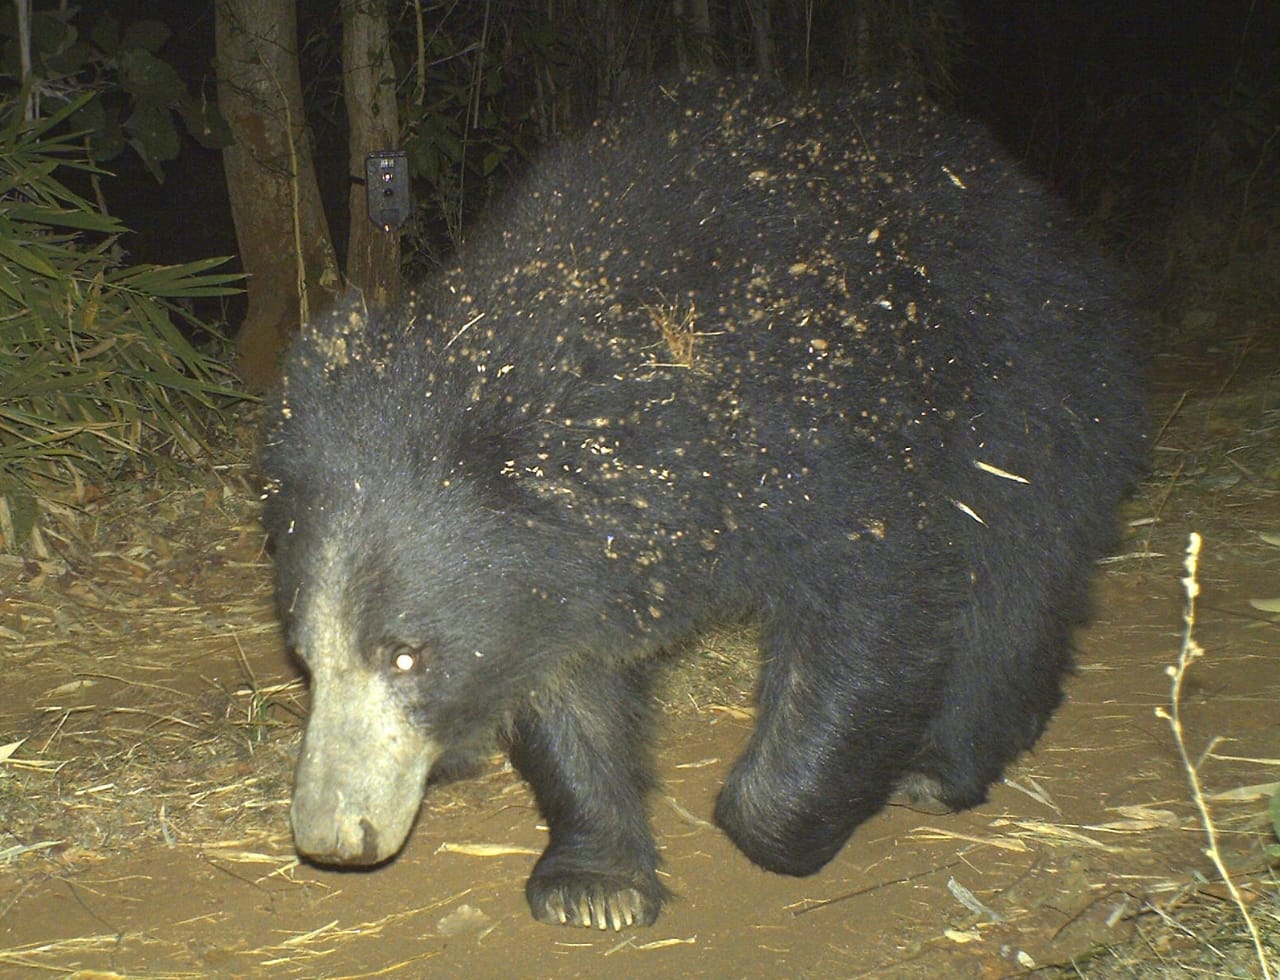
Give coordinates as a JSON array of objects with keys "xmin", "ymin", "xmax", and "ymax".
[{"xmin": 77, "ymin": 1, "xmax": 1280, "ymax": 336}]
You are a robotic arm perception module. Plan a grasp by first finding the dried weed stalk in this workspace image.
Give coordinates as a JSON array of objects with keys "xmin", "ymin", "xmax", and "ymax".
[
  {"xmin": 1157, "ymin": 531, "xmax": 1275, "ymax": 979},
  {"xmin": 643, "ymin": 298, "xmax": 718, "ymax": 371}
]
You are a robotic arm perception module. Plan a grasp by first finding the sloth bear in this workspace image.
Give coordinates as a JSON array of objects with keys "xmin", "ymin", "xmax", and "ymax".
[{"xmin": 262, "ymin": 78, "xmax": 1147, "ymax": 931}]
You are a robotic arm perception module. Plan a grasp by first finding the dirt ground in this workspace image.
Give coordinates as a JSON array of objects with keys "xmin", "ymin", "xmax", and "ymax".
[{"xmin": 1, "ymin": 333, "xmax": 1277, "ymax": 978}]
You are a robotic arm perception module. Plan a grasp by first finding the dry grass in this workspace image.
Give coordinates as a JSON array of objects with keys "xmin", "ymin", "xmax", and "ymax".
[
  {"xmin": 643, "ymin": 296, "xmax": 721, "ymax": 371},
  {"xmin": 0, "ymin": 453, "xmax": 300, "ymax": 870}
]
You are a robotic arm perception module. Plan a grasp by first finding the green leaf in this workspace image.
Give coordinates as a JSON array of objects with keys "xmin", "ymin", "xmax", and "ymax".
[
  {"xmin": 106, "ymin": 256, "xmax": 242, "ymax": 299},
  {"xmin": 0, "ymin": 237, "xmax": 58, "ymax": 277},
  {"xmin": 124, "ymin": 101, "xmax": 180, "ymax": 181},
  {"xmin": 88, "ymin": 119, "xmax": 127, "ymax": 163},
  {"xmin": 179, "ymin": 97, "xmax": 234, "ymax": 150},
  {"xmin": 438, "ymin": 132, "xmax": 463, "ymax": 164},
  {"xmin": 71, "ymin": 99, "xmax": 128, "ymax": 163},
  {"xmin": 25, "ymin": 90, "xmax": 102, "ymax": 140},
  {"xmin": 118, "ymin": 47, "xmax": 185, "ymax": 103},
  {"xmin": 120, "ymin": 20, "xmax": 171, "ymax": 55},
  {"xmin": 0, "ymin": 87, "xmax": 248, "ymax": 499},
  {"xmin": 29, "ymin": 12, "xmax": 75, "ymax": 60},
  {"xmin": 67, "ymin": 97, "xmax": 107, "ymax": 137},
  {"xmin": 1, "ymin": 487, "xmax": 38, "ymax": 545},
  {"xmin": 5, "ymin": 203, "xmax": 123, "ymax": 232},
  {"xmin": 46, "ymin": 39, "xmax": 94, "ymax": 77},
  {"xmin": 90, "ymin": 12, "xmax": 121, "ymax": 55}
]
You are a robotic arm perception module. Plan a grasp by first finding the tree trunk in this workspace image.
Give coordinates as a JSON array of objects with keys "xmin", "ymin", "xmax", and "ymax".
[
  {"xmin": 675, "ymin": 0, "xmax": 715, "ymax": 73},
  {"xmin": 215, "ymin": 0, "xmax": 340, "ymax": 389},
  {"xmin": 746, "ymin": 0, "xmax": 772, "ymax": 75},
  {"xmin": 342, "ymin": 0, "xmax": 400, "ymax": 308}
]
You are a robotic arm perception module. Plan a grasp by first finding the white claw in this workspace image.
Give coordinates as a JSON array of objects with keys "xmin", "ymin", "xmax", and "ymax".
[
  {"xmin": 545, "ymin": 891, "xmax": 566, "ymax": 924},
  {"xmin": 545, "ymin": 885, "xmax": 649, "ymax": 930}
]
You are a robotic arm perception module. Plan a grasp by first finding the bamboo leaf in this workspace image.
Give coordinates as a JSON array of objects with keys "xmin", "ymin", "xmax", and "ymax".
[{"xmin": 0, "ymin": 237, "xmax": 59, "ymax": 276}]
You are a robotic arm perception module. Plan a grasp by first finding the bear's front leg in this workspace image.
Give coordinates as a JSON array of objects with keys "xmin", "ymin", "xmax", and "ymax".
[{"xmin": 509, "ymin": 659, "xmax": 667, "ymax": 930}]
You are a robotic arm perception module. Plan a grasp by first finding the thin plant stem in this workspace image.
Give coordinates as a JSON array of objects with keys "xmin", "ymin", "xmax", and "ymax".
[{"xmin": 1157, "ymin": 532, "xmax": 1273, "ymax": 979}]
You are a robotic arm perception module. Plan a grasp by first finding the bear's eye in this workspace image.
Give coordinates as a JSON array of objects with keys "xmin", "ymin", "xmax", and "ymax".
[{"xmin": 386, "ymin": 642, "xmax": 422, "ymax": 674}]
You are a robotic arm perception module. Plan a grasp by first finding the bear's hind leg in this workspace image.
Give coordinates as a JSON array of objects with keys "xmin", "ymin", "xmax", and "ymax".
[
  {"xmin": 510, "ymin": 659, "xmax": 666, "ymax": 930},
  {"xmin": 906, "ymin": 557, "xmax": 1086, "ymax": 812},
  {"xmin": 715, "ymin": 598, "xmax": 947, "ymax": 876}
]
